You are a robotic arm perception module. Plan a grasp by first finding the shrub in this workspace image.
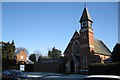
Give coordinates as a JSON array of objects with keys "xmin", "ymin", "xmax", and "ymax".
[{"xmin": 88, "ymin": 63, "xmax": 120, "ymax": 75}]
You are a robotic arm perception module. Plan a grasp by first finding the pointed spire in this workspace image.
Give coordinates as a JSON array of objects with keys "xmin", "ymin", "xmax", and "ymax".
[{"xmin": 79, "ymin": 5, "xmax": 93, "ymax": 23}]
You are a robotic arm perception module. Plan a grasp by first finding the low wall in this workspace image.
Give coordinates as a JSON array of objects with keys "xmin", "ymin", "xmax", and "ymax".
[
  {"xmin": 34, "ymin": 61, "xmax": 64, "ymax": 73},
  {"xmin": 25, "ymin": 64, "xmax": 34, "ymax": 72}
]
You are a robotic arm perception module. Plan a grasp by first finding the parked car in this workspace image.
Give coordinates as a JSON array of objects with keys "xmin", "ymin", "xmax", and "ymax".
[
  {"xmin": 83, "ymin": 75, "xmax": 120, "ymax": 80},
  {"xmin": 2, "ymin": 69, "xmax": 29, "ymax": 80}
]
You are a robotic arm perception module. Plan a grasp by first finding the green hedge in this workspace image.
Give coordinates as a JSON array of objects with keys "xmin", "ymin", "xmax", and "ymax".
[{"xmin": 88, "ymin": 63, "xmax": 120, "ymax": 75}]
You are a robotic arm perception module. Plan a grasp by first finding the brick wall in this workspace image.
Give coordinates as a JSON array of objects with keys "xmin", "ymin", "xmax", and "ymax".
[
  {"xmin": 16, "ymin": 50, "xmax": 27, "ymax": 63},
  {"xmin": 34, "ymin": 61, "xmax": 65, "ymax": 73}
]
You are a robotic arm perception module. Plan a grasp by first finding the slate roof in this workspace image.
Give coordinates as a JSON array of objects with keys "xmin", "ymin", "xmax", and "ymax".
[
  {"xmin": 79, "ymin": 6, "xmax": 93, "ymax": 23},
  {"xmin": 94, "ymin": 39, "xmax": 111, "ymax": 56}
]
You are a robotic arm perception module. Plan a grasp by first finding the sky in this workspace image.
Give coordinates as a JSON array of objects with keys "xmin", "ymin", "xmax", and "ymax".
[
  {"xmin": 118, "ymin": 1, "xmax": 120, "ymax": 43},
  {"xmin": 2, "ymin": 2, "xmax": 118, "ymax": 56}
]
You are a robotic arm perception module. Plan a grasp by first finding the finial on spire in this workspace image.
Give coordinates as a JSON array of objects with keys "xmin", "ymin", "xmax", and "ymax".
[{"xmin": 84, "ymin": 3, "xmax": 86, "ymax": 7}]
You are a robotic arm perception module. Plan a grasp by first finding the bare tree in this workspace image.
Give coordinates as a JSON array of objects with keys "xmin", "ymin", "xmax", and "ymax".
[
  {"xmin": 34, "ymin": 50, "xmax": 42, "ymax": 61},
  {"xmin": 15, "ymin": 47, "xmax": 29, "ymax": 55}
]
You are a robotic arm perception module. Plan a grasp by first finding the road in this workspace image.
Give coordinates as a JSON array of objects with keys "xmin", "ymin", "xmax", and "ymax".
[
  {"xmin": 0, "ymin": 72, "xmax": 85, "ymax": 80},
  {"xmin": 25, "ymin": 72, "xmax": 86, "ymax": 80}
]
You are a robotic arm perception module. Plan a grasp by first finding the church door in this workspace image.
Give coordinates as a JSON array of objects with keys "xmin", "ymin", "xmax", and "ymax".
[{"xmin": 70, "ymin": 60, "xmax": 75, "ymax": 73}]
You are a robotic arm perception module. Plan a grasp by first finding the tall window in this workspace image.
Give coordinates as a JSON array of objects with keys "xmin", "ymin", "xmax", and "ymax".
[
  {"xmin": 83, "ymin": 56, "xmax": 87, "ymax": 68},
  {"xmin": 73, "ymin": 41, "xmax": 79, "ymax": 54},
  {"xmin": 82, "ymin": 37, "xmax": 87, "ymax": 44}
]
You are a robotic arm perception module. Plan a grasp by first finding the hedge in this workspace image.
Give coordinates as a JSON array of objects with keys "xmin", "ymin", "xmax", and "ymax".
[{"xmin": 88, "ymin": 63, "xmax": 120, "ymax": 75}]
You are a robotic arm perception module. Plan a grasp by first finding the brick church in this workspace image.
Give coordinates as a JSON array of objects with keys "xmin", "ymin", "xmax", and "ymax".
[{"xmin": 63, "ymin": 6, "xmax": 111, "ymax": 73}]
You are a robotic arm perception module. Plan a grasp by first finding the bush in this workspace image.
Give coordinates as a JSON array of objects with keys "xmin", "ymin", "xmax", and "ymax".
[
  {"xmin": 111, "ymin": 43, "xmax": 120, "ymax": 62},
  {"xmin": 88, "ymin": 63, "xmax": 120, "ymax": 75}
]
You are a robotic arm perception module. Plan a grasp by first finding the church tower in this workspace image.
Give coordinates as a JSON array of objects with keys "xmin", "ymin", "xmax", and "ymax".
[
  {"xmin": 64, "ymin": 5, "xmax": 111, "ymax": 73},
  {"xmin": 79, "ymin": 6, "xmax": 94, "ymax": 52}
]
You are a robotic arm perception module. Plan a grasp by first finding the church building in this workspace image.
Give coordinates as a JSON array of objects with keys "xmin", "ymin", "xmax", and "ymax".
[{"xmin": 63, "ymin": 6, "xmax": 111, "ymax": 73}]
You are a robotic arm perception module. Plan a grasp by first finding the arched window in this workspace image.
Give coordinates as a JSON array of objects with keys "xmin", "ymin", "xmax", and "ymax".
[{"xmin": 73, "ymin": 41, "xmax": 79, "ymax": 54}]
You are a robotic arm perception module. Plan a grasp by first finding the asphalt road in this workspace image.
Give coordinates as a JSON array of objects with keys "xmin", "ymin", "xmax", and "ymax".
[
  {"xmin": 26, "ymin": 73, "xmax": 85, "ymax": 80},
  {"xmin": 0, "ymin": 72, "xmax": 85, "ymax": 80}
]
